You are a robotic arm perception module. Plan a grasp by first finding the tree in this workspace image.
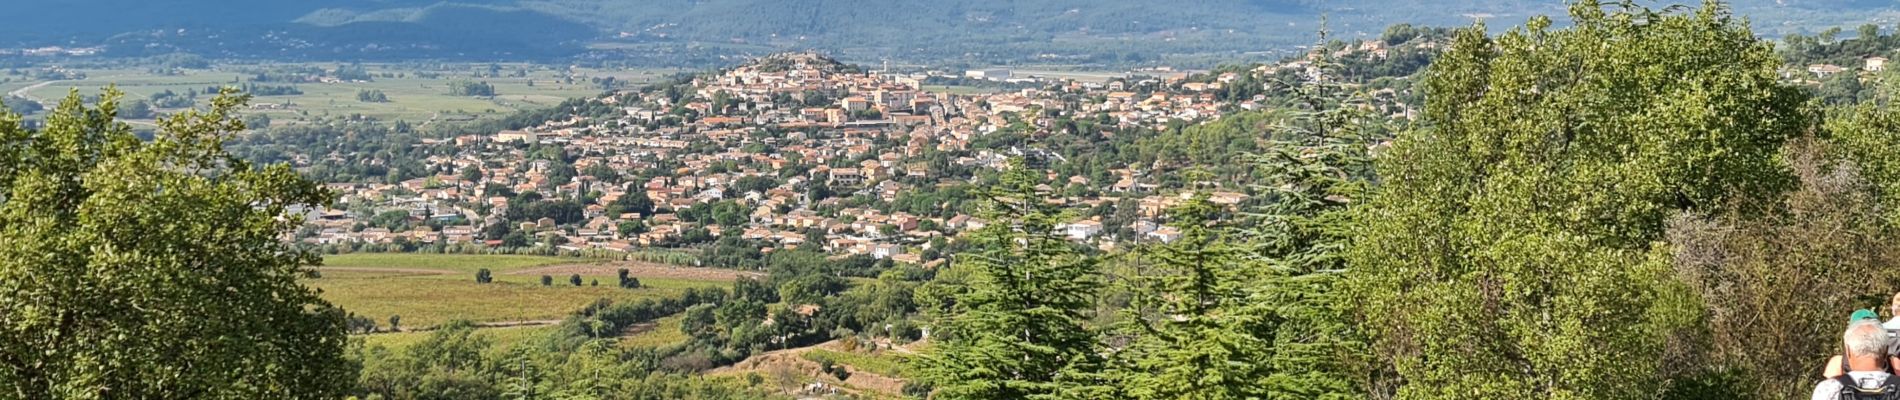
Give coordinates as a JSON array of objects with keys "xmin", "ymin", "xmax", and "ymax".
[
  {"xmin": 1665, "ymin": 140, "xmax": 1900, "ymax": 397},
  {"xmin": 1817, "ymin": 72, "xmax": 1866, "ymax": 105},
  {"xmin": 1236, "ymin": 34, "xmax": 1385, "ymax": 399},
  {"xmin": 609, "ymin": 191, "xmax": 655, "ymax": 217},
  {"xmin": 917, "ymin": 158, "xmax": 1101, "ymax": 399},
  {"xmin": 2, "ymin": 95, "xmax": 43, "ymax": 115},
  {"xmin": 242, "ymin": 112, "xmax": 270, "ymax": 130},
  {"xmin": 1112, "ymin": 195, "xmax": 1269, "ymax": 400},
  {"xmin": 122, "ymin": 99, "xmax": 155, "ymax": 119},
  {"xmin": 356, "ymin": 89, "xmax": 389, "ymax": 103},
  {"xmin": 461, "ymin": 166, "xmax": 482, "ymax": 182},
  {"xmin": 389, "ymin": 315, "xmax": 402, "ymax": 332},
  {"xmin": 618, "ymin": 220, "xmax": 648, "ymax": 237},
  {"xmin": 447, "ymin": 80, "xmax": 496, "ymax": 97},
  {"xmin": 502, "ymin": 231, "xmax": 530, "ymax": 247},
  {"xmin": 0, "ymin": 88, "xmax": 354, "ymax": 398},
  {"xmin": 570, "ymin": 274, "xmax": 583, "ymax": 286},
  {"xmin": 542, "ymin": 275, "xmax": 554, "ymax": 286},
  {"xmin": 1349, "ymin": 2, "xmax": 1810, "ymax": 399},
  {"xmin": 476, "ymin": 268, "xmax": 494, "ymax": 284}
]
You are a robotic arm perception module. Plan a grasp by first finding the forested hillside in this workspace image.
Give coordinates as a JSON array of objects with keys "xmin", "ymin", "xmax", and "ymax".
[{"xmin": 6, "ymin": 0, "xmax": 1900, "ymax": 64}]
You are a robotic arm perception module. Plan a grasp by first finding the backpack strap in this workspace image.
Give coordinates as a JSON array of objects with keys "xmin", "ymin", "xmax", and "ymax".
[
  {"xmin": 1842, "ymin": 374, "xmax": 1877, "ymax": 400},
  {"xmin": 1882, "ymin": 375, "xmax": 1900, "ymax": 400},
  {"xmin": 1838, "ymin": 374, "xmax": 1900, "ymax": 399}
]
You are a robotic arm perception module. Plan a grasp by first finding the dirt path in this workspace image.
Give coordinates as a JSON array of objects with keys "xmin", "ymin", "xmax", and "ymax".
[{"xmin": 507, "ymin": 260, "xmax": 763, "ymax": 282}]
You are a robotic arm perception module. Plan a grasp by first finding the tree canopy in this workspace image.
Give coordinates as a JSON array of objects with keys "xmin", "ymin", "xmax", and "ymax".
[
  {"xmin": 0, "ymin": 88, "xmax": 353, "ymax": 398},
  {"xmin": 1349, "ymin": 1, "xmax": 1810, "ymax": 398}
]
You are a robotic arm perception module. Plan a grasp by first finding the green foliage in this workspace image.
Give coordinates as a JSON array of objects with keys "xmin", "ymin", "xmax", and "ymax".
[
  {"xmin": 1109, "ymin": 195, "xmax": 1270, "ymax": 400},
  {"xmin": 0, "ymin": 88, "xmax": 353, "ymax": 398},
  {"xmin": 917, "ymin": 159, "xmax": 1102, "ymax": 399},
  {"xmin": 1828, "ymin": 102, "xmax": 1900, "ymax": 226},
  {"xmin": 1238, "ymin": 44, "xmax": 1384, "ymax": 399},
  {"xmin": 447, "ymin": 80, "xmax": 496, "ymax": 97},
  {"xmin": 1665, "ymin": 140, "xmax": 1900, "ymax": 398},
  {"xmin": 1349, "ymin": 2, "xmax": 1810, "ymax": 399},
  {"xmin": 0, "ymin": 95, "xmax": 42, "ymax": 115},
  {"xmin": 357, "ymin": 89, "xmax": 391, "ymax": 103}
]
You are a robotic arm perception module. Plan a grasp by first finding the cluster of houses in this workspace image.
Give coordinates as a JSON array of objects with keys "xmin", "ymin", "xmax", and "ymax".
[
  {"xmin": 293, "ymin": 51, "xmax": 1383, "ymax": 263},
  {"xmin": 1803, "ymin": 56, "xmax": 1887, "ymax": 79}
]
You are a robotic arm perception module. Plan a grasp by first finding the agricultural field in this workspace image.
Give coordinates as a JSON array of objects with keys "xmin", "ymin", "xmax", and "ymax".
[
  {"xmin": 2, "ymin": 63, "xmax": 678, "ymax": 124},
  {"xmin": 306, "ymin": 253, "xmax": 732, "ymax": 330},
  {"xmin": 619, "ymin": 313, "xmax": 689, "ymax": 349}
]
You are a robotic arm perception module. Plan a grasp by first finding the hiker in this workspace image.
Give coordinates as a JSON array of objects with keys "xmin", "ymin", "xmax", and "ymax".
[
  {"xmin": 1828, "ymin": 309, "xmax": 1900, "ymax": 379},
  {"xmin": 1814, "ymin": 314, "xmax": 1900, "ymax": 400}
]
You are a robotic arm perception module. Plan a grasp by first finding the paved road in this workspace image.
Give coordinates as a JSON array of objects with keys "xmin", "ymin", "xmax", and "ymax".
[
  {"xmin": 9, "ymin": 78, "xmax": 163, "ymax": 129},
  {"xmin": 7, "ymin": 79, "xmax": 59, "ymax": 101}
]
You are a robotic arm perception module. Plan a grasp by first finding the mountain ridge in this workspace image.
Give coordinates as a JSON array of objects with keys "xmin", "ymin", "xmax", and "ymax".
[{"xmin": 5, "ymin": 1, "xmax": 1898, "ymax": 64}]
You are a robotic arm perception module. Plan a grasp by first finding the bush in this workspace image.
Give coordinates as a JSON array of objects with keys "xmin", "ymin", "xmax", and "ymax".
[
  {"xmin": 618, "ymin": 268, "xmax": 642, "ymax": 289},
  {"xmin": 569, "ymin": 274, "xmax": 583, "ymax": 286},
  {"xmin": 541, "ymin": 275, "xmax": 553, "ymax": 286}
]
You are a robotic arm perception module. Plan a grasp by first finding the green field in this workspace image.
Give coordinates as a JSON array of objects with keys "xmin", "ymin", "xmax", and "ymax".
[
  {"xmin": 5, "ymin": 63, "xmax": 676, "ymax": 124},
  {"xmin": 306, "ymin": 253, "xmax": 727, "ymax": 329},
  {"xmin": 802, "ymin": 348, "xmax": 912, "ymax": 377}
]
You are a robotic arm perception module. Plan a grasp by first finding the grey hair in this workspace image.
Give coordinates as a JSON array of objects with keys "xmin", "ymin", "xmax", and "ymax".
[{"xmin": 1846, "ymin": 320, "xmax": 1891, "ymax": 359}]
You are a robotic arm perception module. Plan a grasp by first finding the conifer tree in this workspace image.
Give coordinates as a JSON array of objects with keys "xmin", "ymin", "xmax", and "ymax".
[
  {"xmin": 917, "ymin": 158, "xmax": 1101, "ymax": 399},
  {"xmin": 1240, "ymin": 31, "xmax": 1385, "ymax": 399},
  {"xmin": 1112, "ymin": 194, "xmax": 1271, "ymax": 400}
]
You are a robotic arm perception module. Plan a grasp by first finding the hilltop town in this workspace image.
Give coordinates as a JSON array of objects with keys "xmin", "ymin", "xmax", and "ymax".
[{"xmin": 290, "ymin": 47, "xmax": 1421, "ymax": 264}]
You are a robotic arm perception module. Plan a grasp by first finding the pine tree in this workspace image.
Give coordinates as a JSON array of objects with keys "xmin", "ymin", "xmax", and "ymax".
[
  {"xmin": 1112, "ymin": 194, "xmax": 1272, "ymax": 400},
  {"xmin": 1239, "ymin": 29, "xmax": 1385, "ymax": 399},
  {"xmin": 917, "ymin": 158, "xmax": 1101, "ymax": 399}
]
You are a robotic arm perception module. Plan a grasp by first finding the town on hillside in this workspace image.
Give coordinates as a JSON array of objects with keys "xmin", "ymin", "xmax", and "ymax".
[{"xmin": 292, "ymin": 47, "xmax": 1426, "ymax": 265}]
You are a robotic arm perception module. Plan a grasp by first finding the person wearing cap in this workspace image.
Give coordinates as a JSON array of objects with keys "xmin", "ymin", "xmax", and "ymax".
[
  {"xmin": 1824, "ymin": 310, "xmax": 1900, "ymax": 379},
  {"xmin": 1815, "ymin": 314, "xmax": 1900, "ymax": 400}
]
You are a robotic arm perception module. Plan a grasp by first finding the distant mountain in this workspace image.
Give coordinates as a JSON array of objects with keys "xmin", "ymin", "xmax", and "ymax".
[{"xmin": 4, "ymin": 1, "xmax": 1899, "ymax": 64}]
